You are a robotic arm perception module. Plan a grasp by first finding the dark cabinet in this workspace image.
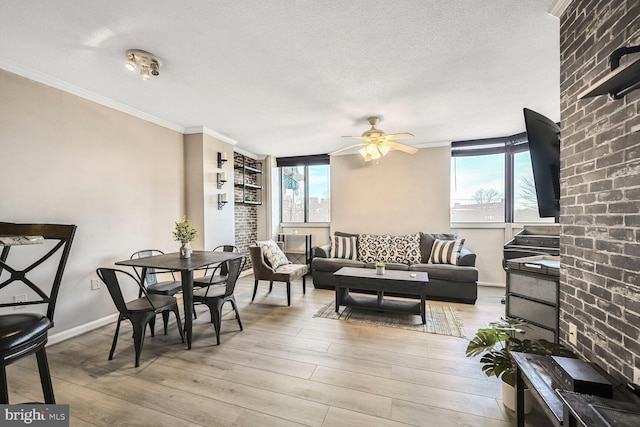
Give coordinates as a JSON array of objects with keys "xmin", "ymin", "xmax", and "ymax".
[{"xmin": 506, "ymin": 256, "xmax": 560, "ymax": 343}]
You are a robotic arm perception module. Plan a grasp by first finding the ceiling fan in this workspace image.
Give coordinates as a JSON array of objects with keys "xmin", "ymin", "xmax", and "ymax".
[{"xmin": 330, "ymin": 117, "xmax": 418, "ymax": 161}]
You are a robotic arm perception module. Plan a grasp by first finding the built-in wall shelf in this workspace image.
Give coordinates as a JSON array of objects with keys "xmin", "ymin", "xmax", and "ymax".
[
  {"xmin": 579, "ymin": 46, "xmax": 640, "ymax": 100},
  {"xmin": 234, "ymin": 154, "xmax": 263, "ymax": 205}
]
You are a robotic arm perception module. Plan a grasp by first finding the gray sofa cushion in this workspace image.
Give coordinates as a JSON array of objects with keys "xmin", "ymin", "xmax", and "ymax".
[
  {"xmin": 409, "ymin": 263, "xmax": 478, "ymax": 282},
  {"xmin": 419, "ymin": 232, "xmax": 458, "ymax": 263}
]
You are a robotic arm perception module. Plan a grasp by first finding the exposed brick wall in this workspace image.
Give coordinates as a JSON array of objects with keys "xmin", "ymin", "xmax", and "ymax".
[
  {"xmin": 559, "ymin": 0, "xmax": 640, "ymax": 382},
  {"xmin": 234, "ymin": 152, "xmax": 261, "ymax": 270}
]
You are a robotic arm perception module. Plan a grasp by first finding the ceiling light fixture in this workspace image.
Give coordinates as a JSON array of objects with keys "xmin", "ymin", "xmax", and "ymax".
[
  {"xmin": 125, "ymin": 49, "xmax": 160, "ymax": 80},
  {"xmin": 330, "ymin": 117, "xmax": 418, "ymax": 162}
]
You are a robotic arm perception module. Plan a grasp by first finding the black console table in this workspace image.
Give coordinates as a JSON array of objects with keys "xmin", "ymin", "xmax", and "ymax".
[
  {"xmin": 557, "ymin": 390, "xmax": 640, "ymax": 427},
  {"xmin": 513, "ymin": 352, "xmax": 564, "ymax": 427},
  {"xmin": 513, "ymin": 352, "xmax": 640, "ymax": 427}
]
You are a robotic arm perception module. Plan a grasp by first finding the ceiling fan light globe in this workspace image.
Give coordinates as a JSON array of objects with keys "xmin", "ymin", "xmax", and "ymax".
[
  {"xmin": 141, "ymin": 66, "xmax": 151, "ymax": 80},
  {"xmin": 379, "ymin": 144, "xmax": 390, "ymax": 156},
  {"xmin": 358, "ymin": 148, "xmax": 368, "ymax": 159}
]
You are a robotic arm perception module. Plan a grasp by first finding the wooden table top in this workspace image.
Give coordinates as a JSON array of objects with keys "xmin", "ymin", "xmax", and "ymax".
[{"xmin": 116, "ymin": 250, "xmax": 245, "ymax": 271}]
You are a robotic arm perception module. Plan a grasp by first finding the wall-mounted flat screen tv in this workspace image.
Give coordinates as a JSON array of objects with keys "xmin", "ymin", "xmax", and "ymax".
[{"xmin": 523, "ymin": 108, "xmax": 561, "ymax": 219}]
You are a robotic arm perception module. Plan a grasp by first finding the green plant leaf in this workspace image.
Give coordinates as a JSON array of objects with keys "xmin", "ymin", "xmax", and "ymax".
[
  {"xmin": 466, "ymin": 317, "xmax": 574, "ymax": 388},
  {"xmin": 466, "ymin": 330, "xmax": 499, "ymax": 357}
]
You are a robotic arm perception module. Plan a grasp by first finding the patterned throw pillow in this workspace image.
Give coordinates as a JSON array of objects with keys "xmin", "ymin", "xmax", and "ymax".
[
  {"xmin": 389, "ymin": 233, "xmax": 422, "ymax": 264},
  {"xmin": 255, "ymin": 240, "xmax": 290, "ymax": 270},
  {"xmin": 429, "ymin": 238, "xmax": 465, "ymax": 265},
  {"xmin": 330, "ymin": 235, "xmax": 357, "ymax": 260},
  {"xmin": 358, "ymin": 234, "xmax": 392, "ymax": 263}
]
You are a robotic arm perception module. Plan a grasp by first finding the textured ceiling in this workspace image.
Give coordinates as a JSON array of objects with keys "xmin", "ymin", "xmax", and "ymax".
[{"xmin": 0, "ymin": 0, "xmax": 560, "ymax": 157}]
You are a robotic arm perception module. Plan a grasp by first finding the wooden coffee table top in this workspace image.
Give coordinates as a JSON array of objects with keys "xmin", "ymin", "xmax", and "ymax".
[{"xmin": 334, "ymin": 267, "xmax": 428, "ymax": 283}]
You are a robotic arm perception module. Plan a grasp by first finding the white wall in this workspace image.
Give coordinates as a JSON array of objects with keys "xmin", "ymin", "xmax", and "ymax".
[
  {"xmin": 0, "ymin": 69, "xmax": 185, "ymax": 336},
  {"xmin": 330, "ymin": 147, "xmax": 451, "ymax": 234},
  {"xmin": 184, "ymin": 133, "xmax": 235, "ymax": 249}
]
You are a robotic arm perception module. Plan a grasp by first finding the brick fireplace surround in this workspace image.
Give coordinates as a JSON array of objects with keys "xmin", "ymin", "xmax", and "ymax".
[{"xmin": 559, "ymin": 0, "xmax": 640, "ymax": 383}]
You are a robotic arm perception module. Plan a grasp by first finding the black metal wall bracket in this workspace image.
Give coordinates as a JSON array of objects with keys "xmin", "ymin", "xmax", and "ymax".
[
  {"xmin": 608, "ymin": 45, "xmax": 640, "ymax": 100},
  {"xmin": 578, "ymin": 45, "xmax": 640, "ymax": 100}
]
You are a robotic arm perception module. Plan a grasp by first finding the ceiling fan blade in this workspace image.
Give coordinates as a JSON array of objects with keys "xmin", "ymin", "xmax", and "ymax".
[
  {"xmin": 387, "ymin": 141, "xmax": 419, "ymax": 154},
  {"xmin": 341, "ymin": 135, "xmax": 367, "ymax": 140},
  {"xmin": 385, "ymin": 133, "xmax": 415, "ymax": 140},
  {"xmin": 329, "ymin": 143, "xmax": 366, "ymax": 155}
]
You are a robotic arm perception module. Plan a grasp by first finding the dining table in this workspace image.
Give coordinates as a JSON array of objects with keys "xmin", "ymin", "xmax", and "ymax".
[{"xmin": 115, "ymin": 250, "xmax": 245, "ymax": 349}]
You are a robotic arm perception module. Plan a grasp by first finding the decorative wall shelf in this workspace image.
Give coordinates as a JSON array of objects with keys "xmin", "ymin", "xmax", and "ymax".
[
  {"xmin": 234, "ymin": 155, "xmax": 263, "ymax": 205},
  {"xmin": 578, "ymin": 45, "xmax": 640, "ymax": 100}
]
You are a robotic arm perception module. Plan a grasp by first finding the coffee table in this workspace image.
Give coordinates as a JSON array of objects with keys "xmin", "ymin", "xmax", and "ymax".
[{"xmin": 333, "ymin": 267, "xmax": 429, "ymax": 323}]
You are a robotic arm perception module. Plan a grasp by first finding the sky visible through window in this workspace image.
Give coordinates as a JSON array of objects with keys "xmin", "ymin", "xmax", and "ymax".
[
  {"xmin": 281, "ymin": 165, "xmax": 330, "ymax": 223},
  {"xmin": 451, "ymin": 151, "xmax": 547, "ymax": 222}
]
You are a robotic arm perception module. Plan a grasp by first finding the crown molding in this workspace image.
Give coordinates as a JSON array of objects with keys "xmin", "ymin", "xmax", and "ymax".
[
  {"xmin": 234, "ymin": 146, "xmax": 262, "ymax": 160},
  {"xmin": 184, "ymin": 126, "xmax": 238, "ymax": 145},
  {"xmin": 548, "ymin": 0, "xmax": 572, "ymax": 18},
  {"xmin": 0, "ymin": 58, "xmax": 185, "ymax": 133},
  {"xmin": 412, "ymin": 140, "xmax": 451, "ymax": 149}
]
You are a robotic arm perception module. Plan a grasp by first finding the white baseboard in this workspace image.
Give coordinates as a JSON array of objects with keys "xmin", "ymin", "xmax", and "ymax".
[
  {"xmin": 48, "ymin": 313, "xmax": 119, "ymax": 346},
  {"xmin": 478, "ymin": 281, "xmax": 505, "ymax": 288}
]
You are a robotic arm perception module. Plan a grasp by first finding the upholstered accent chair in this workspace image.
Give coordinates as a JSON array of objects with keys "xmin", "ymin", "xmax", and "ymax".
[{"xmin": 249, "ymin": 242, "xmax": 308, "ymax": 306}]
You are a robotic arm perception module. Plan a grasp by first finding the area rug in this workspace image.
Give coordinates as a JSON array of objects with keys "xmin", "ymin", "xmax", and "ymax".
[{"xmin": 313, "ymin": 301, "xmax": 465, "ymax": 338}]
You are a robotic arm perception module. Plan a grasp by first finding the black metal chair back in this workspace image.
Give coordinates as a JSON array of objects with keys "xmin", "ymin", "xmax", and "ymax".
[
  {"xmin": 213, "ymin": 245, "xmax": 238, "ymax": 276},
  {"xmin": 0, "ymin": 222, "xmax": 76, "ymax": 403},
  {"xmin": 97, "ymin": 268, "xmax": 150, "ymax": 314},
  {"xmin": 130, "ymin": 249, "xmax": 171, "ymax": 286},
  {"xmin": 223, "ymin": 257, "xmax": 243, "ymax": 298}
]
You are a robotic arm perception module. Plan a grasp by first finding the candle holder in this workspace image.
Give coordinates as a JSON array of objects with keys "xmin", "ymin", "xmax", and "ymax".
[
  {"xmin": 217, "ymin": 152, "xmax": 228, "ymax": 168},
  {"xmin": 218, "ymin": 193, "xmax": 228, "ymax": 210},
  {"xmin": 217, "ymin": 172, "xmax": 227, "ymax": 189}
]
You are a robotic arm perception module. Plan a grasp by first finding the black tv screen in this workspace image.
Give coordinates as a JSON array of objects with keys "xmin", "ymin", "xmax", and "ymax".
[{"xmin": 523, "ymin": 108, "xmax": 560, "ymax": 219}]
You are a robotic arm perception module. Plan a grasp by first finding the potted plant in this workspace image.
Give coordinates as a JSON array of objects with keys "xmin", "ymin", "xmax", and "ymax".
[
  {"xmin": 375, "ymin": 262, "xmax": 385, "ymax": 275},
  {"xmin": 465, "ymin": 318, "xmax": 573, "ymax": 412},
  {"xmin": 173, "ymin": 216, "xmax": 198, "ymax": 258}
]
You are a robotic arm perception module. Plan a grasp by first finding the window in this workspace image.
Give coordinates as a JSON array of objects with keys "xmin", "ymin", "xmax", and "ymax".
[
  {"xmin": 277, "ymin": 155, "xmax": 330, "ymax": 223},
  {"xmin": 451, "ymin": 153, "xmax": 505, "ymax": 222},
  {"xmin": 451, "ymin": 134, "xmax": 552, "ymax": 223},
  {"xmin": 513, "ymin": 151, "xmax": 543, "ymax": 222}
]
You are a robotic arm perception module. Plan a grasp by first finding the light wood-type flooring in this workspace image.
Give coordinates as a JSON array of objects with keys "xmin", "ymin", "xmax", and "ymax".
[{"xmin": 7, "ymin": 277, "xmax": 551, "ymax": 426}]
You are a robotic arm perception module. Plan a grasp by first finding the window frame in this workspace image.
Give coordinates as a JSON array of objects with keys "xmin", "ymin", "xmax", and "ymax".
[
  {"xmin": 277, "ymin": 155, "xmax": 330, "ymax": 224},
  {"xmin": 451, "ymin": 132, "xmax": 530, "ymax": 224}
]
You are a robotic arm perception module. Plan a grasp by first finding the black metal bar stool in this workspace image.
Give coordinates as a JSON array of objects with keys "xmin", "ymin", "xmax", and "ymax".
[{"xmin": 0, "ymin": 222, "xmax": 76, "ymax": 404}]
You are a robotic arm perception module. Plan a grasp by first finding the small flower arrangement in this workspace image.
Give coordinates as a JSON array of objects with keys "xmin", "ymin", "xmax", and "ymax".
[
  {"xmin": 173, "ymin": 216, "xmax": 198, "ymax": 243},
  {"xmin": 375, "ymin": 262, "xmax": 385, "ymax": 268}
]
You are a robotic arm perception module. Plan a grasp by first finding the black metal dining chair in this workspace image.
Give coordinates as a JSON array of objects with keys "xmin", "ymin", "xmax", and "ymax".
[
  {"xmin": 193, "ymin": 245, "xmax": 239, "ymax": 288},
  {"xmin": 96, "ymin": 268, "xmax": 184, "ymax": 368},
  {"xmin": 0, "ymin": 222, "xmax": 77, "ymax": 404},
  {"xmin": 193, "ymin": 256, "xmax": 244, "ymax": 345},
  {"xmin": 192, "ymin": 245, "xmax": 240, "ymax": 319},
  {"xmin": 130, "ymin": 249, "xmax": 183, "ymax": 297}
]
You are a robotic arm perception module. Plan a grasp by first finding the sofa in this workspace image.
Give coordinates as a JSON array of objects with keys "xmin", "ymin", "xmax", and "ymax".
[{"xmin": 312, "ymin": 232, "xmax": 478, "ymax": 304}]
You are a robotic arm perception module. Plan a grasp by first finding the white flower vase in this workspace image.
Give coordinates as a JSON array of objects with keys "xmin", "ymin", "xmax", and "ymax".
[
  {"xmin": 180, "ymin": 242, "xmax": 192, "ymax": 259},
  {"xmin": 376, "ymin": 266, "xmax": 385, "ymax": 275},
  {"xmin": 502, "ymin": 381, "xmax": 532, "ymax": 414}
]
